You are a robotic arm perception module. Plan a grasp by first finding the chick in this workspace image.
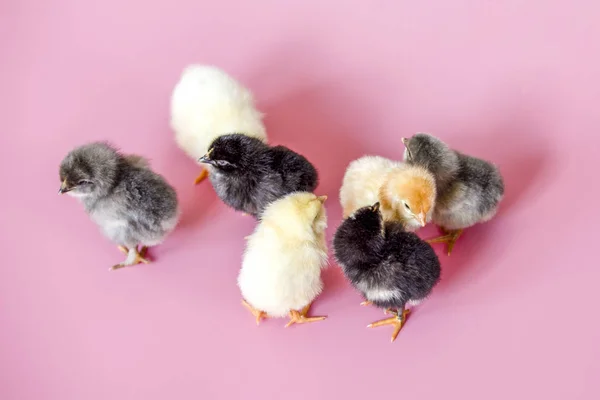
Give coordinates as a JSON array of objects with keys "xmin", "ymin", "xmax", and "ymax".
[
  {"xmin": 59, "ymin": 142, "xmax": 180, "ymax": 270},
  {"xmin": 402, "ymin": 133, "xmax": 505, "ymax": 255},
  {"xmin": 170, "ymin": 64, "xmax": 267, "ymax": 185},
  {"xmin": 199, "ymin": 134, "xmax": 319, "ymax": 218},
  {"xmin": 339, "ymin": 155, "xmax": 436, "ymax": 231},
  {"xmin": 333, "ymin": 203, "xmax": 440, "ymax": 342},
  {"xmin": 237, "ymin": 192, "xmax": 328, "ymax": 327}
]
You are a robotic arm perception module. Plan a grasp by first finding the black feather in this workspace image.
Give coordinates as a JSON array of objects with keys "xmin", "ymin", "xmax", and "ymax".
[
  {"xmin": 333, "ymin": 205, "xmax": 441, "ymax": 310},
  {"xmin": 205, "ymin": 134, "xmax": 319, "ymax": 218}
]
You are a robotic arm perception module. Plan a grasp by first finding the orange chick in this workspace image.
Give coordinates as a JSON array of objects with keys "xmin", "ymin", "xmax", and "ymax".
[{"xmin": 339, "ymin": 156, "xmax": 436, "ymax": 231}]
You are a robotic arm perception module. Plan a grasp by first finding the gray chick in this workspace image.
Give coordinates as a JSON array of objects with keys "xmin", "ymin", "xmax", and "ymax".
[
  {"xmin": 402, "ymin": 133, "xmax": 504, "ymax": 255},
  {"xmin": 59, "ymin": 142, "xmax": 180, "ymax": 270}
]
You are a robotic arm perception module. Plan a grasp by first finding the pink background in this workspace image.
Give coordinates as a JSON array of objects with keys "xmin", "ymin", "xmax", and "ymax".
[{"xmin": 1, "ymin": 1, "xmax": 598, "ymax": 399}]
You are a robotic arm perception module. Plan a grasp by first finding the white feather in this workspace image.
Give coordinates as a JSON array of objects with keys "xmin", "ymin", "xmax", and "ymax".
[
  {"xmin": 339, "ymin": 156, "xmax": 402, "ymax": 218},
  {"xmin": 238, "ymin": 192, "xmax": 328, "ymax": 318},
  {"xmin": 170, "ymin": 65, "xmax": 268, "ymax": 161},
  {"xmin": 356, "ymin": 281, "xmax": 404, "ymax": 302}
]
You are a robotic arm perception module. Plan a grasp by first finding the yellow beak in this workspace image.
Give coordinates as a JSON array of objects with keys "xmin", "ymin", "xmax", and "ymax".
[
  {"xmin": 418, "ymin": 212, "xmax": 427, "ymax": 227},
  {"xmin": 58, "ymin": 179, "xmax": 69, "ymax": 195},
  {"xmin": 317, "ymin": 195, "xmax": 328, "ymax": 203}
]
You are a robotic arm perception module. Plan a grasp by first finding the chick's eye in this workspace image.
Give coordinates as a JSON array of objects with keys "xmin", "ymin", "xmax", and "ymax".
[
  {"xmin": 404, "ymin": 203, "xmax": 411, "ymax": 210},
  {"xmin": 78, "ymin": 180, "xmax": 91, "ymax": 185}
]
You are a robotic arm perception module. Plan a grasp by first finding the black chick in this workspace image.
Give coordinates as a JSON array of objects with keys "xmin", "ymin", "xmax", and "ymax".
[
  {"xmin": 198, "ymin": 134, "xmax": 318, "ymax": 218},
  {"xmin": 333, "ymin": 202, "xmax": 441, "ymax": 342}
]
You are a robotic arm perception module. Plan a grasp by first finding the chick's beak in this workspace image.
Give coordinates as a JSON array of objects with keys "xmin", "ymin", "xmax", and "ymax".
[
  {"xmin": 418, "ymin": 212, "xmax": 427, "ymax": 227},
  {"xmin": 317, "ymin": 195, "xmax": 328, "ymax": 204},
  {"xmin": 198, "ymin": 148, "xmax": 214, "ymax": 164},
  {"xmin": 371, "ymin": 202, "xmax": 380, "ymax": 212},
  {"xmin": 58, "ymin": 180, "xmax": 70, "ymax": 195},
  {"xmin": 401, "ymin": 137, "xmax": 408, "ymax": 147},
  {"xmin": 198, "ymin": 154, "xmax": 211, "ymax": 164}
]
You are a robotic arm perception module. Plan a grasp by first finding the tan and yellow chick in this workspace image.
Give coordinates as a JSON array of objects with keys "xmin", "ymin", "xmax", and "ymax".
[{"xmin": 339, "ymin": 155, "xmax": 436, "ymax": 231}]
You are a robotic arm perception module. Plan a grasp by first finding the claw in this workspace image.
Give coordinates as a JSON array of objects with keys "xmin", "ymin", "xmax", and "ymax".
[
  {"xmin": 194, "ymin": 168, "xmax": 209, "ymax": 185},
  {"xmin": 110, "ymin": 246, "xmax": 150, "ymax": 270},
  {"xmin": 367, "ymin": 307, "xmax": 410, "ymax": 342},
  {"xmin": 242, "ymin": 299, "xmax": 268, "ymax": 325},
  {"xmin": 285, "ymin": 303, "xmax": 327, "ymax": 328},
  {"xmin": 427, "ymin": 228, "xmax": 463, "ymax": 255}
]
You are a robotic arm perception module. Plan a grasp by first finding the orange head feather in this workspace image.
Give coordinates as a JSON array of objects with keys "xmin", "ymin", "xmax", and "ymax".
[{"xmin": 379, "ymin": 166, "xmax": 436, "ymax": 227}]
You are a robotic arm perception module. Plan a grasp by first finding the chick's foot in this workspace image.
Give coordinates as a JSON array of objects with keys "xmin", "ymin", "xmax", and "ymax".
[
  {"xmin": 367, "ymin": 308, "xmax": 410, "ymax": 343},
  {"xmin": 285, "ymin": 303, "xmax": 326, "ymax": 328},
  {"xmin": 427, "ymin": 228, "xmax": 463, "ymax": 255},
  {"xmin": 194, "ymin": 168, "xmax": 209, "ymax": 185},
  {"xmin": 360, "ymin": 301, "xmax": 373, "ymax": 306},
  {"xmin": 242, "ymin": 300, "xmax": 268, "ymax": 325},
  {"xmin": 110, "ymin": 246, "xmax": 150, "ymax": 270}
]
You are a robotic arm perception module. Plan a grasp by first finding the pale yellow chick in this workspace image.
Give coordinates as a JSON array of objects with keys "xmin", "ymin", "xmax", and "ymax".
[
  {"xmin": 339, "ymin": 156, "xmax": 436, "ymax": 231},
  {"xmin": 170, "ymin": 65, "xmax": 267, "ymax": 184},
  {"xmin": 238, "ymin": 192, "xmax": 328, "ymax": 327}
]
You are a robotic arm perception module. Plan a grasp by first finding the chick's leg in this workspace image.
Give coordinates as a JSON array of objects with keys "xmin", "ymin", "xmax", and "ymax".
[
  {"xmin": 242, "ymin": 300, "xmax": 268, "ymax": 326},
  {"xmin": 427, "ymin": 228, "xmax": 463, "ymax": 255},
  {"xmin": 194, "ymin": 167, "xmax": 209, "ymax": 185},
  {"xmin": 285, "ymin": 303, "xmax": 327, "ymax": 328},
  {"xmin": 111, "ymin": 246, "xmax": 150, "ymax": 270},
  {"xmin": 367, "ymin": 306, "xmax": 410, "ymax": 343},
  {"xmin": 360, "ymin": 301, "xmax": 373, "ymax": 307}
]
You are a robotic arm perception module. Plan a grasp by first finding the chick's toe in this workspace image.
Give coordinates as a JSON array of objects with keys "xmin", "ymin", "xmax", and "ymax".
[
  {"xmin": 285, "ymin": 303, "xmax": 326, "ymax": 328},
  {"xmin": 427, "ymin": 228, "xmax": 463, "ymax": 255},
  {"xmin": 110, "ymin": 246, "xmax": 150, "ymax": 270},
  {"xmin": 367, "ymin": 308, "xmax": 410, "ymax": 342},
  {"xmin": 242, "ymin": 300, "xmax": 268, "ymax": 326},
  {"xmin": 194, "ymin": 168, "xmax": 209, "ymax": 185}
]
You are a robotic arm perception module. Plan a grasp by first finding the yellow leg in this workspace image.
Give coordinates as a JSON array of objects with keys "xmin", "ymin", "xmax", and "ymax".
[
  {"xmin": 285, "ymin": 303, "xmax": 327, "ymax": 328},
  {"xmin": 194, "ymin": 167, "xmax": 209, "ymax": 185},
  {"xmin": 367, "ymin": 307, "xmax": 410, "ymax": 343},
  {"xmin": 242, "ymin": 300, "xmax": 268, "ymax": 326},
  {"xmin": 360, "ymin": 300, "xmax": 373, "ymax": 307},
  {"xmin": 427, "ymin": 228, "xmax": 463, "ymax": 255},
  {"xmin": 111, "ymin": 246, "xmax": 150, "ymax": 270}
]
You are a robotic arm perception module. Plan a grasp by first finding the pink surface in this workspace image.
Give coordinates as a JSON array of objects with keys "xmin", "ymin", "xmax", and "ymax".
[{"xmin": 1, "ymin": 1, "xmax": 598, "ymax": 399}]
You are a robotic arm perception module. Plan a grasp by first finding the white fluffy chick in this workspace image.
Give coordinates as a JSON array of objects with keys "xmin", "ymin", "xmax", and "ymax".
[
  {"xmin": 237, "ymin": 192, "xmax": 328, "ymax": 327},
  {"xmin": 339, "ymin": 156, "xmax": 436, "ymax": 231},
  {"xmin": 170, "ymin": 64, "xmax": 268, "ymax": 184}
]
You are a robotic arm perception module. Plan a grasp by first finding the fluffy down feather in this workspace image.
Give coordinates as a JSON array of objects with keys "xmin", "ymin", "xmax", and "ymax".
[
  {"xmin": 58, "ymin": 142, "xmax": 180, "ymax": 269},
  {"xmin": 238, "ymin": 192, "xmax": 328, "ymax": 318},
  {"xmin": 202, "ymin": 134, "xmax": 319, "ymax": 218},
  {"xmin": 339, "ymin": 155, "xmax": 436, "ymax": 231},
  {"xmin": 403, "ymin": 133, "xmax": 504, "ymax": 230},
  {"xmin": 170, "ymin": 64, "xmax": 267, "ymax": 161},
  {"xmin": 333, "ymin": 203, "xmax": 440, "ymax": 310}
]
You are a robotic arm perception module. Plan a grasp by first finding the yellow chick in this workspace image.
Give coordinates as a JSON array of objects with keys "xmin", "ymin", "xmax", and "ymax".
[
  {"xmin": 238, "ymin": 192, "xmax": 328, "ymax": 327},
  {"xmin": 170, "ymin": 65, "xmax": 267, "ymax": 184},
  {"xmin": 339, "ymin": 156, "xmax": 436, "ymax": 231}
]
